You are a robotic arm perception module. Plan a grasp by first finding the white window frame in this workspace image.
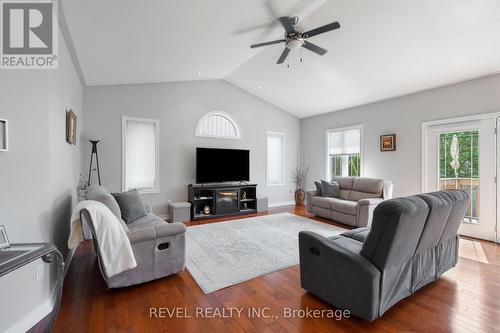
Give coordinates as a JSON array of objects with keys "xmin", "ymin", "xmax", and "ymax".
[
  {"xmin": 122, "ymin": 116, "xmax": 160, "ymax": 194},
  {"xmin": 325, "ymin": 124, "xmax": 364, "ymax": 181},
  {"xmin": 195, "ymin": 111, "xmax": 241, "ymax": 139},
  {"xmin": 266, "ymin": 131, "xmax": 286, "ymax": 187}
]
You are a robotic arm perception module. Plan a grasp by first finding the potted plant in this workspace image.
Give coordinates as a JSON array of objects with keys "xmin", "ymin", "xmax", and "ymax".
[{"xmin": 291, "ymin": 163, "xmax": 309, "ymax": 205}]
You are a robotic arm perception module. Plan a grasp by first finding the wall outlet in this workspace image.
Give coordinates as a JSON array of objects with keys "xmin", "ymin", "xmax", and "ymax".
[{"xmin": 36, "ymin": 264, "xmax": 44, "ymax": 282}]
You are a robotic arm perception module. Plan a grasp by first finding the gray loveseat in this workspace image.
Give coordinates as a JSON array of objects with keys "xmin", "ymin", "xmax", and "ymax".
[
  {"xmin": 299, "ymin": 189, "xmax": 469, "ymax": 321},
  {"xmin": 306, "ymin": 177, "xmax": 393, "ymax": 227},
  {"xmin": 82, "ymin": 185, "xmax": 186, "ymax": 288}
]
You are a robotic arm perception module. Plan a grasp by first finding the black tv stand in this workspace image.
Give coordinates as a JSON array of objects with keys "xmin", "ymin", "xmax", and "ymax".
[{"xmin": 188, "ymin": 183, "xmax": 257, "ymax": 221}]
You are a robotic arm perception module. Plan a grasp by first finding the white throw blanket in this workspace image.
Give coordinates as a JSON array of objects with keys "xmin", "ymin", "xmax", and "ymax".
[{"xmin": 68, "ymin": 201, "xmax": 137, "ymax": 277}]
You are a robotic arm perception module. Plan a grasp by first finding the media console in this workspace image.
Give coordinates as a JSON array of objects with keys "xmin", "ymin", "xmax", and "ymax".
[{"xmin": 188, "ymin": 183, "xmax": 257, "ymax": 221}]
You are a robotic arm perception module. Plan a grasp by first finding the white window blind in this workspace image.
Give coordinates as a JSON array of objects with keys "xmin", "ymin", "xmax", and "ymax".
[
  {"xmin": 266, "ymin": 132, "xmax": 285, "ymax": 186},
  {"xmin": 326, "ymin": 126, "xmax": 362, "ymax": 180},
  {"xmin": 122, "ymin": 117, "xmax": 159, "ymax": 193},
  {"xmin": 328, "ymin": 129, "xmax": 360, "ymax": 155}
]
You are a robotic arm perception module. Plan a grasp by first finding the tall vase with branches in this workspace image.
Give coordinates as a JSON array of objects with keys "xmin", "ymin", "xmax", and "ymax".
[{"xmin": 291, "ymin": 163, "xmax": 310, "ymax": 205}]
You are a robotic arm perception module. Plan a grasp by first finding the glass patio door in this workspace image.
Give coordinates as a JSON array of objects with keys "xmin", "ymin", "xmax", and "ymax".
[
  {"xmin": 424, "ymin": 118, "xmax": 497, "ymax": 241},
  {"xmin": 438, "ymin": 130, "xmax": 479, "ymax": 224}
]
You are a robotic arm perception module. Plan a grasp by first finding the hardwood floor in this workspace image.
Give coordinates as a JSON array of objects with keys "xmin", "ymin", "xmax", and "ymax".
[{"xmin": 50, "ymin": 205, "xmax": 500, "ymax": 333}]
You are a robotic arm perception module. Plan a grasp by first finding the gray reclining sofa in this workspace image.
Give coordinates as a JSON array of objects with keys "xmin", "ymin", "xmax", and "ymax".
[
  {"xmin": 307, "ymin": 177, "xmax": 393, "ymax": 227},
  {"xmin": 82, "ymin": 185, "xmax": 186, "ymax": 288},
  {"xmin": 299, "ymin": 189, "xmax": 469, "ymax": 321}
]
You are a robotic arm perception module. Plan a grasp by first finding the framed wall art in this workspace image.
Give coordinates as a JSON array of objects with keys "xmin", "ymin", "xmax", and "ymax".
[{"xmin": 380, "ymin": 134, "xmax": 396, "ymax": 151}]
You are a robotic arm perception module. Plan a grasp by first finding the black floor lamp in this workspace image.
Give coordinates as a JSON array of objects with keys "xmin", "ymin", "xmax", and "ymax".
[{"xmin": 88, "ymin": 140, "xmax": 102, "ymax": 186}]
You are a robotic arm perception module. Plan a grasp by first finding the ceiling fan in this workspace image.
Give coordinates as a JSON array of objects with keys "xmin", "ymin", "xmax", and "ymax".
[{"xmin": 250, "ymin": 16, "xmax": 340, "ymax": 64}]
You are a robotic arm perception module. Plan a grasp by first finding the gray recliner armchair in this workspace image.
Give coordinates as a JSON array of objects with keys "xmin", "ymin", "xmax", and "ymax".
[
  {"xmin": 299, "ymin": 189, "xmax": 469, "ymax": 321},
  {"xmin": 82, "ymin": 186, "xmax": 186, "ymax": 288}
]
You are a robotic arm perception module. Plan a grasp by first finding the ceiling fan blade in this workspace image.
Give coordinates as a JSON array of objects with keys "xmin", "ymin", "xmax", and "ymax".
[
  {"xmin": 303, "ymin": 21, "xmax": 340, "ymax": 38},
  {"xmin": 250, "ymin": 39, "xmax": 286, "ymax": 48},
  {"xmin": 277, "ymin": 47, "xmax": 291, "ymax": 64},
  {"xmin": 302, "ymin": 41, "xmax": 328, "ymax": 55},
  {"xmin": 279, "ymin": 16, "xmax": 295, "ymax": 34}
]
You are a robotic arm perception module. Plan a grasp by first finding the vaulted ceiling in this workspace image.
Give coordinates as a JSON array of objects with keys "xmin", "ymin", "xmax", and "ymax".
[{"xmin": 62, "ymin": 0, "xmax": 500, "ymax": 118}]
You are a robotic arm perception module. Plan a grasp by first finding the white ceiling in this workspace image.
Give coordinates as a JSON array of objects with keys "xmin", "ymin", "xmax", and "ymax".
[{"xmin": 62, "ymin": 0, "xmax": 500, "ymax": 118}]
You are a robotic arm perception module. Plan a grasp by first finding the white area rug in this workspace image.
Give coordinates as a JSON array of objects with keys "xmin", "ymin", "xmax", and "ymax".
[{"xmin": 185, "ymin": 212, "xmax": 345, "ymax": 293}]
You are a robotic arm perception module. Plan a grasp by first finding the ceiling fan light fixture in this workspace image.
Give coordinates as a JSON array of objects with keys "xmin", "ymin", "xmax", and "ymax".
[
  {"xmin": 250, "ymin": 16, "xmax": 339, "ymax": 65},
  {"xmin": 286, "ymin": 39, "xmax": 304, "ymax": 50}
]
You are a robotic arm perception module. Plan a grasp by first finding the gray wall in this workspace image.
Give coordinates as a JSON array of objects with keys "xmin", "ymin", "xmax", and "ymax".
[
  {"xmin": 0, "ymin": 29, "xmax": 83, "ymax": 332},
  {"xmin": 301, "ymin": 73, "xmax": 500, "ymax": 198},
  {"xmin": 82, "ymin": 80, "xmax": 300, "ymax": 214}
]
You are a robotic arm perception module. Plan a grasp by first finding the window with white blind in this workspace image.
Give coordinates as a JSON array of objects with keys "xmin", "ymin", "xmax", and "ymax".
[
  {"xmin": 122, "ymin": 117, "xmax": 160, "ymax": 193},
  {"xmin": 266, "ymin": 131, "xmax": 285, "ymax": 186},
  {"xmin": 326, "ymin": 125, "xmax": 362, "ymax": 180}
]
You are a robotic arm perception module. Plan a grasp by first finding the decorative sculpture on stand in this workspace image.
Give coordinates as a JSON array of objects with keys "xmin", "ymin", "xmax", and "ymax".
[{"xmin": 88, "ymin": 140, "xmax": 102, "ymax": 186}]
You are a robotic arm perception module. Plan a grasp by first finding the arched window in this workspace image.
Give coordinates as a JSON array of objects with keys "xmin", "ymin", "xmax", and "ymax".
[{"xmin": 195, "ymin": 112, "xmax": 241, "ymax": 139}]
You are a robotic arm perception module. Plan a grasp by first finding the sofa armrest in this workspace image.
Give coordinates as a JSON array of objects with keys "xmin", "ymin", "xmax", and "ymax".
[
  {"xmin": 306, "ymin": 190, "xmax": 318, "ymax": 197},
  {"xmin": 383, "ymin": 181, "xmax": 393, "ymax": 200},
  {"xmin": 299, "ymin": 231, "xmax": 380, "ymax": 321},
  {"xmin": 357, "ymin": 198, "xmax": 384, "ymax": 206},
  {"xmin": 306, "ymin": 190, "xmax": 318, "ymax": 213},
  {"xmin": 341, "ymin": 227, "xmax": 371, "ymax": 243},
  {"xmin": 356, "ymin": 198, "xmax": 384, "ymax": 227},
  {"xmin": 128, "ymin": 222, "xmax": 186, "ymax": 244}
]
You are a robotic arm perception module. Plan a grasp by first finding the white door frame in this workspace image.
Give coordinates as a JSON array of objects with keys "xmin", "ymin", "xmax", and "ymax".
[{"xmin": 422, "ymin": 111, "xmax": 500, "ymax": 243}]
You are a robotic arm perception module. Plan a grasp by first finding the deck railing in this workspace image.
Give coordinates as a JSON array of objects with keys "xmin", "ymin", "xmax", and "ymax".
[{"xmin": 439, "ymin": 178, "xmax": 479, "ymax": 222}]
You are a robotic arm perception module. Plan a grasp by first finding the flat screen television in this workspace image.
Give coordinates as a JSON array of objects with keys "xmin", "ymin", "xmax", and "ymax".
[{"xmin": 196, "ymin": 148, "xmax": 249, "ymax": 183}]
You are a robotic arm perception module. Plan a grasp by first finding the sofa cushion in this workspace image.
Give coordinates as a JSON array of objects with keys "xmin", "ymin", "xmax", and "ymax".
[
  {"xmin": 350, "ymin": 191, "xmax": 383, "ymax": 202},
  {"xmin": 329, "ymin": 198, "xmax": 357, "ymax": 215},
  {"xmin": 112, "ymin": 189, "xmax": 147, "ymax": 223},
  {"xmin": 87, "ymin": 185, "xmax": 122, "ymax": 220},
  {"xmin": 415, "ymin": 192, "xmax": 454, "ymax": 254},
  {"xmin": 127, "ymin": 213, "xmax": 165, "ymax": 230},
  {"xmin": 311, "ymin": 196, "xmax": 357, "ymax": 215},
  {"xmin": 353, "ymin": 177, "xmax": 384, "ymax": 193},
  {"xmin": 349, "ymin": 178, "xmax": 384, "ymax": 201},
  {"xmin": 339, "ymin": 190, "xmax": 351, "ymax": 200},
  {"xmin": 86, "ymin": 185, "xmax": 130, "ymax": 232},
  {"xmin": 311, "ymin": 196, "xmax": 333, "ymax": 209},
  {"xmin": 314, "ymin": 181, "xmax": 323, "ymax": 196},
  {"xmin": 333, "ymin": 177, "xmax": 355, "ymax": 190},
  {"xmin": 360, "ymin": 196, "xmax": 430, "ymax": 270},
  {"xmin": 321, "ymin": 180, "xmax": 340, "ymax": 198}
]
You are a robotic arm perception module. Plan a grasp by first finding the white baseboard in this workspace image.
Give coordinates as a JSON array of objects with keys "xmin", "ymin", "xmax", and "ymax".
[
  {"xmin": 5, "ymin": 287, "xmax": 56, "ymax": 333},
  {"xmin": 268, "ymin": 201, "xmax": 296, "ymax": 208}
]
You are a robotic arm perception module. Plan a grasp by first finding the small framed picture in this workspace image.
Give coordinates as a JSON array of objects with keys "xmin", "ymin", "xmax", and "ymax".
[
  {"xmin": 0, "ymin": 119, "xmax": 8, "ymax": 152},
  {"xmin": 66, "ymin": 110, "xmax": 77, "ymax": 145},
  {"xmin": 0, "ymin": 225, "xmax": 10, "ymax": 249},
  {"xmin": 380, "ymin": 134, "xmax": 396, "ymax": 151}
]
